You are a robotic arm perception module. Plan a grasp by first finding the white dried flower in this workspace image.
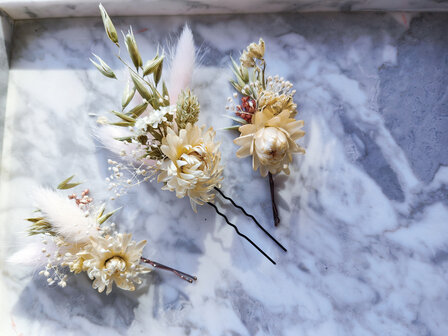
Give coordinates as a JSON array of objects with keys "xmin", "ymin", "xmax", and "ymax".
[
  {"xmin": 234, "ymin": 109, "xmax": 305, "ymax": 176},
  {"xmin": 79, "ymin": 233, "xmax": 150, "ymax": 294},
  {"xmin": 157, "ymin": 124, "xmax": 223, "ymax": 211}
]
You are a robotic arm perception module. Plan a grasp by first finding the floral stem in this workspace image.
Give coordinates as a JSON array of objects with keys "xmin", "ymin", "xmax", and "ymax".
[
  {"xmin": 140, "ymin": 257, "xmax": 197, "ymax": 283},
  {"xmin": 207, "ymin": 202, "xmax": 276, "ymax": 265},
  {"xmin": 214, "ymin": 187, "xmax": 286, "ymax": 252},
  {"xmin": 268, "ymin": 173, "xmax": 280, "ymax": 227}
]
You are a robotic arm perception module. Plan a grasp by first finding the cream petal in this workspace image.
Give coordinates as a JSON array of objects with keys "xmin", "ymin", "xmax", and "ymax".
[
  {"xmin": 252, "ymin": 152, "xmax": 261, "ymax": 170},
  {"xmin": 259, "ymin": 165, "xmax": 268, "ymax": 177},
  {"xmin": 236, "ymin": 144, "xmax": 251, "ymax": 158},
  {"xmin": 233, "ymin": 134, "xmax": 253, "ymax": 146},
  {"xmin": 120, "ymin": 234, "xmax": 132, "ymax": 251},
  {"xmin": 238, "ymin": 123, "xmax": 257, "ymax": 135}
]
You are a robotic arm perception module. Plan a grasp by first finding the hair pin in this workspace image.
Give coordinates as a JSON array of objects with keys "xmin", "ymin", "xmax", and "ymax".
[{"xmin": 226, "ymin": 39, "xmax": 306, "ymax": 226}]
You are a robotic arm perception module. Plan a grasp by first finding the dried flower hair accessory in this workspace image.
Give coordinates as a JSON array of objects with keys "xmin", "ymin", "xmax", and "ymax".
[
  {"xmin": 8, "ymin": 176, "xmax": 197, "ymax": 295},
  {"xmin": 94, "ymin": 6, "xmax": 285, "ymax": 264},
  {"xmin": 227, "ymin": 39, "xmax": 306, "ymax": 226}
]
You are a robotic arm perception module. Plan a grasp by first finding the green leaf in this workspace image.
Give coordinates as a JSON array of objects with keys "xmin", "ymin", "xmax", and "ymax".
[
  {"xmin": 143, "ymin": 55, "xmax": 164, "ymax": 77},
  {"xmin": 222, "ymin": 114, "xmax": 248, "ymax": 124},
  {"xmin": 57, "ymin": 175, "xmax": 81, "ymax": 190},
  {"xmin": 240, "ymin": 64, "xmax": 249, "ymax": 82},
  {"xmin": 26, "ymin": 217, "xmax": 45, "ymax": 223},
  {"xmin": 110, "ymin": 121, "xmax": 132, "ymax": 127},
  {"xmin": 112, "ymin": 110, "xmax": 136, "ymax": 123},
  {"xmin": 218, "ymin": 125, "xmax": 241, "ymax": 131},
  {"xmin": 130, "ymin": 71, "xmax": 152, "ymax": 101},
  {"xmin": 137, "ymin": 135, "xmax": 148, "ymax": 145},
  {"xmin": 127, "ymin": 101, "xmax": 148, "ymax": 118},
  {"xmin": 230, "ymin": 56, "xmax": 241, "ymax": 75},
  {"xmin": 230, "ymin": 80, "xmax": 243, "ymax": 93},
  {"xmin": 147, "ymin": 145, "xmax": 165, "ymax": 160},
  {"xmin": 96, "ymin": 203, "xmax": 106, "ymax": 220},
  {"xmin": 122, "ymin": 81, "xmax": 136, "ymax": 109},
  {"xmin": 124, "ymin": 27, "xmax": 142, "ymax": 69},
  {"xmin": 90, "ymin": 54, "xmax": 116, "ymax": 79},
  {"xmin": 64, "ymin": 183, "xmax": 82, "ymax": 189},
  {"xmin": 162, "ymin": 81, "xmax": 170, "ymax": 103},
  {"xmin": 99, "ymin": 4, "xmax": 119, "ymax": 45},
  {"xmin": 153, "ymin": 57, "xmax": 163, "ymax": 86},
  {"xmin": 98, "ymin": 207, "xmax": 121, "ymax": 225},
  {"xmin": 114, "ymin": 136, "xmax": 133, "ymax": 143},
  {"xmin": 27, "ymin": 219, "xmax": 55, "ymax": 236},
  {"xmin": 147, "ymin": 128, "xmax": 162, "ymax": 141}
]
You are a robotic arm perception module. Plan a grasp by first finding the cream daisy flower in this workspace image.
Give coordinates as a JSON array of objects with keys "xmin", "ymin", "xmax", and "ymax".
[
  {"xmin": 234, "ymin": 109, "xmax": 305, "ymax": 177},
  {"xmin": 157, "ymin": 123, "xmax": 223, "ymax": 211},
  {"xmin": 79, "ymin": 233, "xmax": 150, "ymax": 294}
]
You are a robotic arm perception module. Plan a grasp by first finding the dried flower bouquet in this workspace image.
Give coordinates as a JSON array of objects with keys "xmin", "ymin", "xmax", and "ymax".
[
  {"xmin": 227, "ymin": 39, "xmax": 306, "ymax": 226},
  {"xmin": 94, "ymin": 6, "xmax": 285, "ymax": 264},
  {"xmin": 9, "ymin": 176, "xmax": 197, "ymax": 294}
]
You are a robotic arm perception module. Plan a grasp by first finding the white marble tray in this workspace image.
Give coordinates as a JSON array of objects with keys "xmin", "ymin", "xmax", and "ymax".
[
  {"xmin": 1, "ymin": 11, "xmax": 448, "ymax": 336},
  {"xmin": 1, "ymin": 0, "xmax": 448, "ymax": 19}
]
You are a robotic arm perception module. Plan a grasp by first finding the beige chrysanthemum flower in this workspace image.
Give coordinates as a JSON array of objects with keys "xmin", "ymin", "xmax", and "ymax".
[
  {"xmin": 258, "ymin": 90, "xmax": 297, "ymax": 118},
  {"xmin": 234, "ymin": 109, "xmax": 305, "ymax": 177},
  {"xmin": 79, "ymin": 233, "xmax": 150, "ymax": 294},
  {"xmin": 157, "ymin": 123, "xmax": 223, "ymax": 211}
]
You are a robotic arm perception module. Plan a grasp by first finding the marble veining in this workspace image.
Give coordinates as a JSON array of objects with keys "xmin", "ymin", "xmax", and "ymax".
[
  {"xmin": 1, "ymin": 12, "xmax": 448, "ymax": 336},
  {"xmin": 1, "ymin": 0, "xmax": 448, "ymax": 19}
]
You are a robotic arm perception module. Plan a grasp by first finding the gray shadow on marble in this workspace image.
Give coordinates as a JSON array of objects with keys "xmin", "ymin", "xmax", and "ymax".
[
  {"xmin": 339, "ymin": 109, "xmax": 405, "ymax": 201},
  {"xmin": 378, "ymin": 13, "xmax": 448, "ymax": 184},
  {"xmin": 13, "ymin": 273, "xmax": 140, "ymax": 334}
]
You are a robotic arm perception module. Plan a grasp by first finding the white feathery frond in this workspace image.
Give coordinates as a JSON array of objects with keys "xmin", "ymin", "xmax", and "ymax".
[
  {"xmin": 33, "ymin": 188, "xmax": 99, "ymax": 243},
  {"xmin": 7, "ymin": 241, "xmax": 56, "ymax": 268},
  {"xmin": 96, "ymin": 126, "xmax": 156, "ymax": 167},
  {"xmin": 96, "ymin": 125, "xmax": 134, "ymax": 158},
  {"xmin": 168, "ymin": 24, "xmax": 195, "ymax": 104}
]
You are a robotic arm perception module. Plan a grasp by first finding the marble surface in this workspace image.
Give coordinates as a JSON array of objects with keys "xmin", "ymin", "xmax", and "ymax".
[
  {"xmin": 0, "ymin": 9, "xmax": 12, "ymax": 165},
  {"xmin": 1, "ymin": 0, "xmax": 448, "ymax": 19},
  {"xmin": 1, "ymin": 12, "xmax": 448, "ymax": 336}
]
